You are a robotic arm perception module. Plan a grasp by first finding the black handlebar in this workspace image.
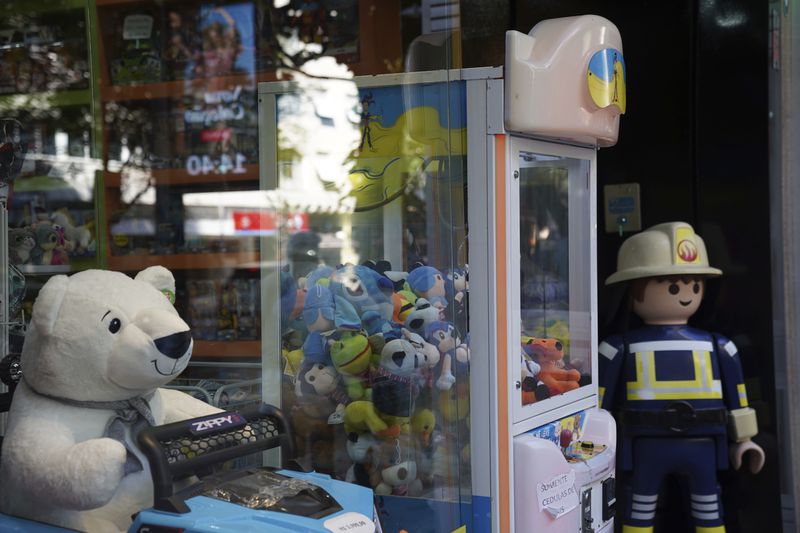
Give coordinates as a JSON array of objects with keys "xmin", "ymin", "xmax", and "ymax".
[{"xmin": 137, "ymin": 403, "xmax": 296, "ymax": 513}]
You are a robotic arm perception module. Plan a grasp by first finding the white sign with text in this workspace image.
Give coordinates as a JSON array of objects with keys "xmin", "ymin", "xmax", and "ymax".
[{"xmin": 536, "ymin": 470, "xmax": 579, "ymax": 519}]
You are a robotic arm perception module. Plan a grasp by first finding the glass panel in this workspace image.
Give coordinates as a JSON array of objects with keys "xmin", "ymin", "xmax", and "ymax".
[
  {"xmin": 266, "ymin": 75, "xmax": 470, "ymax": 531},
  {"xmin": 2, "ymin": 0, "xmax": 473, "ymax": 530},
  {"xmin": 518, "ymin": 151, "xmax": 592, "ymax": 408},
  {"xmin": 0, "ymin": 0, "xmax": 100, "ymax": 361}
]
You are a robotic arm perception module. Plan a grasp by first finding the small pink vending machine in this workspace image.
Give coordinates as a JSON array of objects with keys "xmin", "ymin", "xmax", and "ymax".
[
  {"xmin": 496, "ymin": 14, "xmax": 624, "ymax": 533},
  {"xmin": 470, "ymin": 16, "xmax": 626, "ymax": 533},
  {"xmin": 258, "ymin": 14, "xmax": 624, "ymax": 533}
]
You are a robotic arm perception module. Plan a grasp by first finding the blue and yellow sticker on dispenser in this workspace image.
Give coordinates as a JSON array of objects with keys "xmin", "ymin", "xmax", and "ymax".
[{"xmin": 587, "ymin": 48, "xmax": 626, "ymax": 113}]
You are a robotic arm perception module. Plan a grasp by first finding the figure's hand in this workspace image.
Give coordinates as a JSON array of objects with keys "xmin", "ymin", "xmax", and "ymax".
[
  {"xmin": 436, "ymin": 371, "xmax": 456, "ymax": 391},
  {"xmin": 455, "ymin": 345, "xmax": 470, "ymax": 364},
  {"xmin": 68, "ymin": 438, "xmax": 127, "ymax": 508},
  {"xmin": 729, "ymin": 439, "xmax": 765, "ymax": 474}
]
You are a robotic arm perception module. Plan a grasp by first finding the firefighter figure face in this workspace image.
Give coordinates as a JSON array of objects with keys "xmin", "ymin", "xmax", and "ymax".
[{"xmin": 631, "ymin": 276, "xmax": 704, "ymax": 325}]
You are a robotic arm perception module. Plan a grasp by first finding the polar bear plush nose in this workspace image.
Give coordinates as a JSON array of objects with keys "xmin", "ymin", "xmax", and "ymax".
[
  {"xmin": 155, "ymin": 331, "xmax": 192, "ymax": 359},
  {"xmin": 133, "ymin": 308, "xmax": 192, "ymax": 359}
]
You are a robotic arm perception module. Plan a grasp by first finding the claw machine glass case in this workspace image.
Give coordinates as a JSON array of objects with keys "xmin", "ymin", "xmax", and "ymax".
[
  {"xmin": 256, "ymin": 15, "xmax": 623, "ymax": 533},
  {"xmin": 510, "ymin": 140, "xmax": 596, "ymax": 427},
  {"xmin": 259, "ymin": 70, "xmax": 475, "ymax": 533}
]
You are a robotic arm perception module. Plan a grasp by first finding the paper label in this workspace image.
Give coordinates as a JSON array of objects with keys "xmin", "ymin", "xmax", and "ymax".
[
  {"xmin": 536, "ymin": 470, "xmax": 579, "ymax": 519},
  {"xmin": 123, "ymin": 15, "xmax": 154, "ymax": 40},
  {"xmin": 324, "ymin": 512, "xmax": 376, "ymax": 533}
]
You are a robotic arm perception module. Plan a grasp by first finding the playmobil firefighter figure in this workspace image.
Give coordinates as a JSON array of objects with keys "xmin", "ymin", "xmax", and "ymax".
[{"xmin": 598, "ymin": 222, "xmax": 764, "ymax": 533}]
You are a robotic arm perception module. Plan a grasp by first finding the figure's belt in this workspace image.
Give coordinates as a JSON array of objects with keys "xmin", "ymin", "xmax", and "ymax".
[{"xmin": 621, "ymin": 401, "xmax": 728, "ymax": 433}]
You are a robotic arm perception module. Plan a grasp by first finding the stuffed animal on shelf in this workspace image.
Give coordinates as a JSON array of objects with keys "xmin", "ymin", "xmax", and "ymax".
[
  {"xmin": 0, "ymin": 267, "xmax": 220, "ymax": 533},
  {"xmin": 50, "ymin": 209, "xmax": 93, "ymax": 254},
  {"xmin": 29, "ymin": 220, "xmax": 67, "ymax": 266},
  {"xmin": 523, "ymin": 337, "xmax": 580, "ymax": 396},
  {"xmin": 8, "ymin": 227, "xmax": 35, "ymax": 265}
]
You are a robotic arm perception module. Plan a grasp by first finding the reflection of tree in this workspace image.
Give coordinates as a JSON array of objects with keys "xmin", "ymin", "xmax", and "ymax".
[
  {"xmin": 276, "ymin": 60, "xmax": 360, "ymax": 200},
  {"xmin": 260, "ymin": 2, "xmax": 332, "ymax": 73}
]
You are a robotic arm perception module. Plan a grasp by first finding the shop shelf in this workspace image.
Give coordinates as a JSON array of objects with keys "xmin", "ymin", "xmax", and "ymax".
[
  {"xmin": 104, "ymin": 165, "xmax": 259, "ymax": 187},
  {"xmin": 17, "ymin": 264, "xmax": 74, "ymax": 275},
  {"xmin": 3, "ymin": 0, "xmax": 86, "ymax": 16},
  {"xmin": 100, "ymin": 73, "xmax": 279, "ymax": 102},
  {"xmin": 94, "ymin": 0, "xmax": 160, "ymax": 6},
  {"xmin": 191, "ymin": 340, "xmax": 260, "ymax": 359},
  {"xmin": 0, "ymin": 89, "xmax": 92, "ymax": 111},
  {"xmin": 107, "ymin": 251, "xmax": 260, "ymax": 272}
]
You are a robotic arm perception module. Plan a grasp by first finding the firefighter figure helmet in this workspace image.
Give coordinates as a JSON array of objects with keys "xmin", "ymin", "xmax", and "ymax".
[{"xmin": 605, "ymin": 221, "xmax": 722, "ymax": 285}]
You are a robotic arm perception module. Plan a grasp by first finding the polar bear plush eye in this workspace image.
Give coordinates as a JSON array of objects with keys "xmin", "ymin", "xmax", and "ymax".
[{"xmin": 108, "ymin": 318, "xmax": 121, "ymax": 334}]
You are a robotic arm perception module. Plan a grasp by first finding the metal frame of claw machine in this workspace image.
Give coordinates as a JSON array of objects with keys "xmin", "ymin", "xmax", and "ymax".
[{"xmin": 259, "ymin": 67, "xmax": 500, "ymax": 533}]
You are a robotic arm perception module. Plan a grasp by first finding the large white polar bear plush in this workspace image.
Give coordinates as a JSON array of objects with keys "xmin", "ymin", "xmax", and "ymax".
[{"xmin": 0, "ymin": 267, "xmax": 221, "ymax": 532}]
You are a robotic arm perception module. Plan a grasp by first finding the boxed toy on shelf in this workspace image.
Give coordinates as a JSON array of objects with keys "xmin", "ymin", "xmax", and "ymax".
[{"xmin": 185, "ymin": 277, "xmax": 260, "ymax": 342}]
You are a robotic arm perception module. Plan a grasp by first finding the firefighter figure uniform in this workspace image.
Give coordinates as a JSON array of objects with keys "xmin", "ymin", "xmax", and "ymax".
[{"xmin": 599, "ymin": 222, "xmax": 764, "ymax": 533}]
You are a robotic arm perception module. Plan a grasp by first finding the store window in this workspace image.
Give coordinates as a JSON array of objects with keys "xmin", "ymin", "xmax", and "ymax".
[{"xmin": 1, "ymin": 1, "xmax": 480, "ymax": 531}]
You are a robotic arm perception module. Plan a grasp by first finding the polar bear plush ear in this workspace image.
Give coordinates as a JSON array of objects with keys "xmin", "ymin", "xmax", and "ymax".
[
  {"xmin": 135, "ymin": 265, "xmax": 177, "ymax": 304},
  {"xmin": 32, "ymin": 274, "xmax": 69, "ymax": 336}
]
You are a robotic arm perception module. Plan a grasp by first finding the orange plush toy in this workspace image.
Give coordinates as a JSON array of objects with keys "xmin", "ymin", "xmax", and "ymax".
[{"xmin": 522, "ymin": 337, "xmax": 580, "ymax": 396}]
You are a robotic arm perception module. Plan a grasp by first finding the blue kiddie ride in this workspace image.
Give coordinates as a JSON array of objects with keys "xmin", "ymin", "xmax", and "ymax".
[{"xmin": 0, "ymin": 377, "xmax": 379, "ymax": 533}]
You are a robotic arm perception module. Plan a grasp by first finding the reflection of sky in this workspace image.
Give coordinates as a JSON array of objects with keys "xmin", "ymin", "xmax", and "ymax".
[
  {"xmin": 201, "ymin": 2, "xmax": 255, "ymax": 74},
  {"xmin": 360, "ymin": 81, "xmax": 466, "ymax": 129},
  {"xmin": 587, "ymin": 48, "xmax": 625, "ymax": 82}
]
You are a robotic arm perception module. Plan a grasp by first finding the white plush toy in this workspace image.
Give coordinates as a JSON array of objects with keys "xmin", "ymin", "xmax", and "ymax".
[{"xmin": 0, "ymin": 267, "xmax": 221, "ymax": 532}]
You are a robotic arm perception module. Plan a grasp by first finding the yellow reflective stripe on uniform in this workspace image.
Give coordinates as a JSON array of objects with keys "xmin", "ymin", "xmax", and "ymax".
[
  {"xmin": 737, "ymin": 383, "xmax": 749, "ymax": 407},
  {"xmin": 627, "ymin": 349, "xmax": 722, "ymax": 401},
  {"xmin": 622, "ymin": 526, "xmax": 654, "ymax": 533},
  {"xmin": 628, "ymin": 390, "xmax": 725, "ymax": 401},
  {"xmin": 599, "ymin": 386, "xmax": 606, "ymax": 405},
  {"xmin": 695, "ymin": 526, "xmax": 726, "ymax": 533}
]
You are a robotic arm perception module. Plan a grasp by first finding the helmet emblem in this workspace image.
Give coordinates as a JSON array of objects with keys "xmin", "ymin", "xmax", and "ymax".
[{"xmin": 677, "ymin": 239, "xmax": 699, "ymax": 262}]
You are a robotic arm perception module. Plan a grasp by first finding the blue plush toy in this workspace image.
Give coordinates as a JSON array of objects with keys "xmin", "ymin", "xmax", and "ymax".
[
  {"xmin": 303, "ymin": 284, "xmax": 361, "ymax": 333},
  {"xmin": 425, "ymin": 321, "xmax": 469, "ymax": 391},
  {"xmin": 304, "ymin": 264, "xmax": 335, "ymax": 288},
  {"xmin": 361, "ymin": 310, "xmax": 403, "ymax": 339},
  {"xmin": 443, "ymin": 267, "xmax": 468, "ymax": 303},
  {"xmin": 407, "ymin": 266, "xmax": 448, "ymax": 311},
  {"xmin": 330, "ymin": 264, "xmax": 394, "ymax": 320}
]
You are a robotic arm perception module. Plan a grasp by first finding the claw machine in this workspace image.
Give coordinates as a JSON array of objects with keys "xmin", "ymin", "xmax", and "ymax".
[{"xmin": 258, "ymin": 14, "xmax": 623, "ymax": 533}]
